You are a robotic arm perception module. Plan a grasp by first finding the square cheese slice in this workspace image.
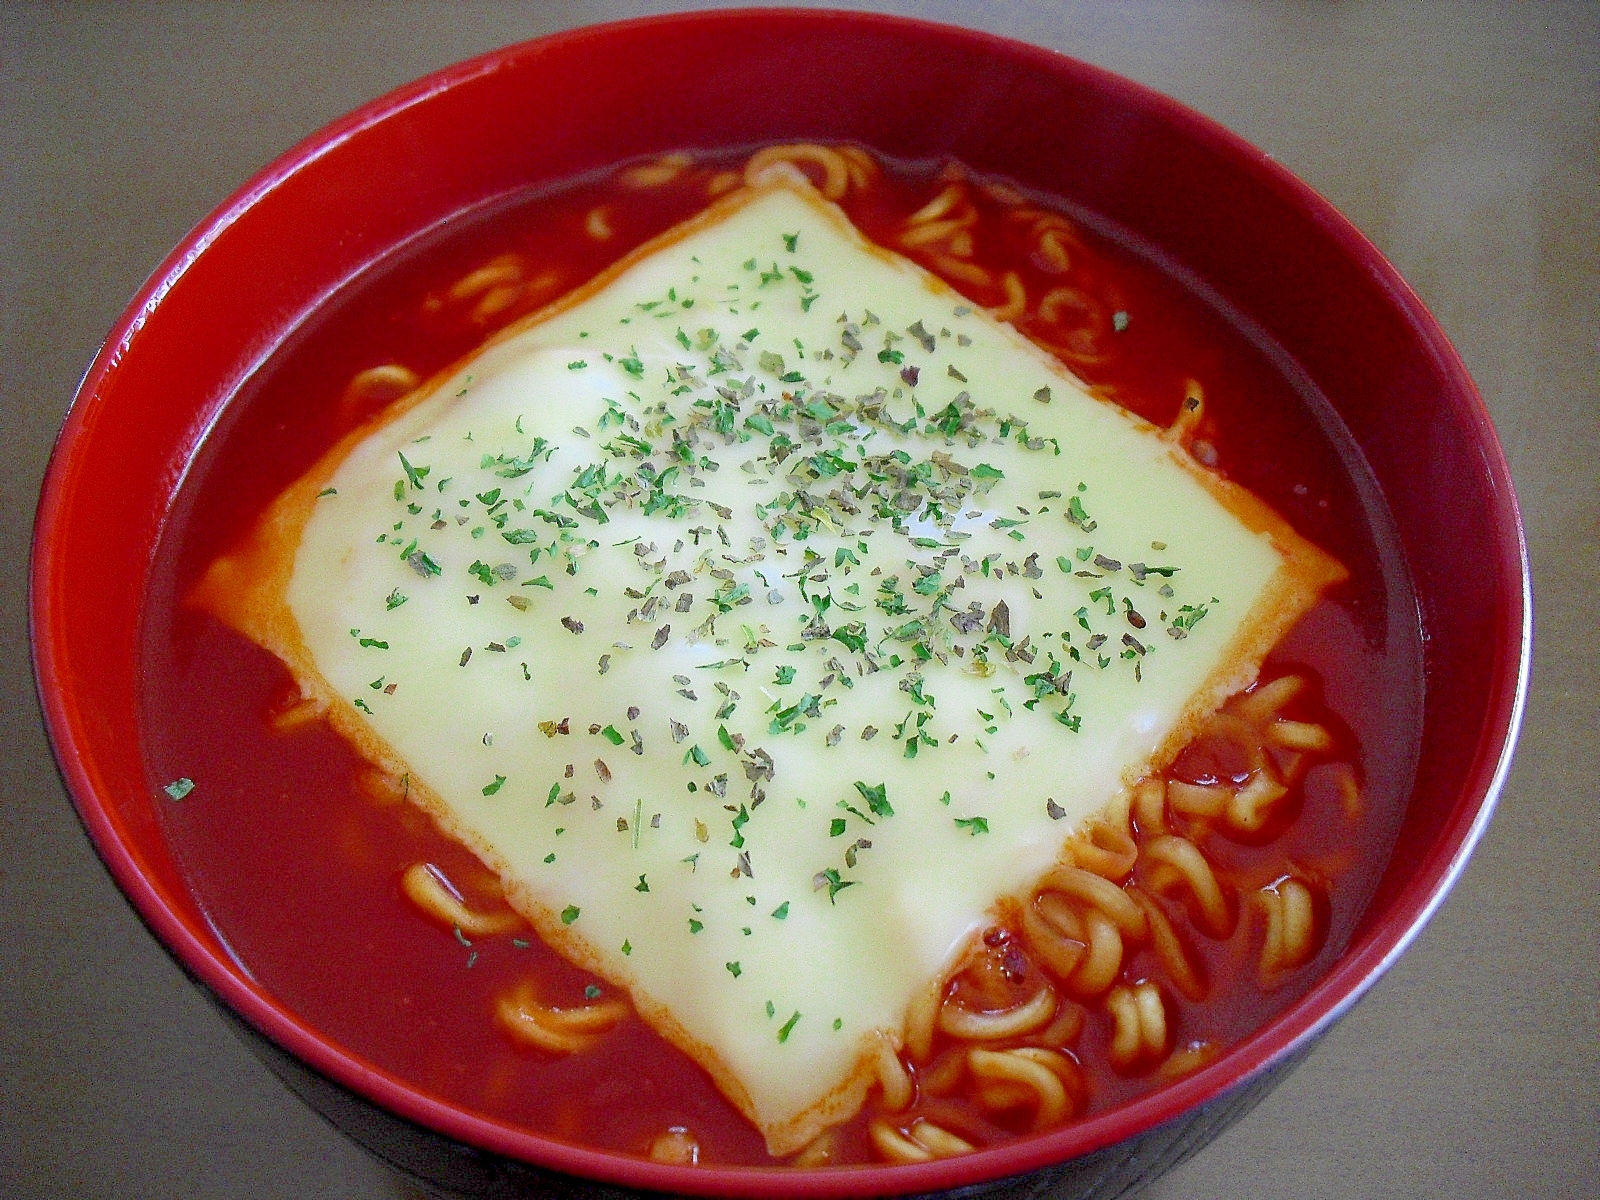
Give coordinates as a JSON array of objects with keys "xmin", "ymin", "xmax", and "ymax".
[{"xmin": 194, "ymin": 169, "xmax": 1344, "ymax": 1156}]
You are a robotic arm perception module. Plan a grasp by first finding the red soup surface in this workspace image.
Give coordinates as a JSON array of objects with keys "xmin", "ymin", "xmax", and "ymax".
[{"xmin": 138, "ymin": 146, "xmax": 1422, "ymax": 1167}]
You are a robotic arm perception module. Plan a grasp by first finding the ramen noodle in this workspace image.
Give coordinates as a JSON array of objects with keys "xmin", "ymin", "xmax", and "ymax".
[{"xmin": 147, "ymin": 144, "xmax": 1411, "ymax": 1167}]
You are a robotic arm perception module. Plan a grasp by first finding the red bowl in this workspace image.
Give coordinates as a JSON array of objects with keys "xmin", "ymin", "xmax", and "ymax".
[{"xmin": 30, "ymin": 10, "xmax": 1528, "ymax": 1199}]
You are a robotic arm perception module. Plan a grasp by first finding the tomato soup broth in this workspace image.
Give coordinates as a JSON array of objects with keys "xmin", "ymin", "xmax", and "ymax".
[{"xmin": 139, "ymin": 147, "xmax": 1421, "ymax": 1167}]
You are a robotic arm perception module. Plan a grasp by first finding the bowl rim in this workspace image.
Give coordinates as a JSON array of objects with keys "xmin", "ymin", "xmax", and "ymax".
[{"xmin": 30, "ymin": 7, "xmax": 1531, "ymax": 1197}]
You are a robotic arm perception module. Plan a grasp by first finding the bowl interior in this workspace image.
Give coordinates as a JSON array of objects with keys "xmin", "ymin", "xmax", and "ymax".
[{"xmin": 31, "ymin": 9, "xmax": 1526, "ymax": 1197}]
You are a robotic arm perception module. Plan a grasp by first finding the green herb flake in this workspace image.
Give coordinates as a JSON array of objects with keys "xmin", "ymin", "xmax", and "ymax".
[
  {"xmin": 561, "ymin": 904, "xmax": 581, "ymax": 925},
  {"xmin": 162, "ymin": 777, "xmax": 195, "ymax": 801},
  {"xmin": 482, "ymin": 774, "xmax": 507, "ymax": 796},
  {"xmin": 853, "ymin": 780, "xmax": 892, "ymax": 818},
  {"xmin": 777, "ymin": 1011, "xmax": 801, "ymax": 1043},
  {"xmin": 397, "ymin": 451, "xmax": 430, "ymax": 491},
  {"xmin": 814, "ymin": 867, "xmax": 855, "ymax": 904}
]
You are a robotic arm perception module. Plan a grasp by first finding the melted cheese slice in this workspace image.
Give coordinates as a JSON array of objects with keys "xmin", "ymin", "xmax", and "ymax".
[{"xmin": 195, "ymin": 172, "xmax": 1344, "ymax": 1155}]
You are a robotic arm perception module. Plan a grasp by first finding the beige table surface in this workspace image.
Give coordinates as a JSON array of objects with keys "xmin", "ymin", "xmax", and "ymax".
[{"xmin": 3, "ymin": 3, "xmax": 1595, "ymax": 1198}]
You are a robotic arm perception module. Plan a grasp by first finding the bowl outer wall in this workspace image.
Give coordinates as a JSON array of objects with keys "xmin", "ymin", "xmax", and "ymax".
[{"xmin": 28, "ymin": 8, "xmax": 1529, "ymax": 1199}]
